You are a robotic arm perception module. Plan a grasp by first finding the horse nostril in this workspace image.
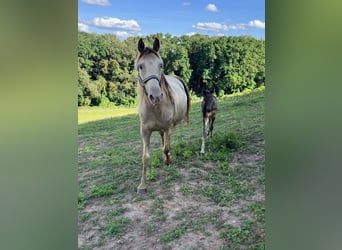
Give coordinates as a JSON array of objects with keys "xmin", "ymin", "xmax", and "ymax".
[{"xmin": 149, "ymin": 94, "xmax": 154, "ymax": 101}]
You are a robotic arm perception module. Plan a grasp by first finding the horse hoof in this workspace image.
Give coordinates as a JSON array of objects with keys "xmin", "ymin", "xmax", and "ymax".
[{"xmin": 137, "ymin": 188, "xmax": 147, "ymax": 195}]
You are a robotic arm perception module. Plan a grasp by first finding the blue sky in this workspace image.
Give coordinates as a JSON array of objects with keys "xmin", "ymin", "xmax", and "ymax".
[{"xmin": 78, "ymin": 0, "xmax": 265, "ymax": 40}]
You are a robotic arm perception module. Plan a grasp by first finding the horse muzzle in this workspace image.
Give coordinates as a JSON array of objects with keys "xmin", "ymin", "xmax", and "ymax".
[{"xmin": 149, "ymin": 92, "xmax": 163, "ymax": 105}]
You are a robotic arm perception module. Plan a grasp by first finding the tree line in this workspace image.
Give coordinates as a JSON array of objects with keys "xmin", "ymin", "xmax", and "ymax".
[{"xmin": 78, "ymin": 32, "xmax": 265, "ymax": 106}]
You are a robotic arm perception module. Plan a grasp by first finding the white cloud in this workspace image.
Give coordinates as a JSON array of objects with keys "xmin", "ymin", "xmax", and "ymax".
[
  {"xmin": 228, "ymin": 24, "xmax": 247, "ymax": 30},
  {"xmin": 81, "ymin": 0, "xmax": 110, "ymax": 6},
  {"xmin": 182, "ymin": 2, "xmax": 191, "ymax": 6},
  {"xmin": 78, "ymin": 17, "xmax": 142, "ymax": 38},
  {"xmin": 192, "ymin": 20, "xmax": 265, "ymax": 33},
  {"xmin": 192, "ymin": 22, "xmax": 227, "ymax": 32},
  {"xmin": 90, "ymin": 17, "xmax": 141, "ymax": 31},
  {"xmin": 78, "ymin": 22, "xmax": 90, "ymax": 32},
  {"xmin": 248, "ymin": 20, "xmax": 265, "ymax": 29},
  {"xmin": 205, "ymin": 3, "xmax": 218, "ymax": 12}
]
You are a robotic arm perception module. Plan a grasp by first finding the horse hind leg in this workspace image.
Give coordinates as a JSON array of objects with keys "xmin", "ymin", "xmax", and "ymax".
[
  {"xmin": 163, "ymin": 127, "xmax": 173, "ymax": 165},
  {"xmin": 159, "ymin": 130, "xmax": 165, "ymax": 147}
]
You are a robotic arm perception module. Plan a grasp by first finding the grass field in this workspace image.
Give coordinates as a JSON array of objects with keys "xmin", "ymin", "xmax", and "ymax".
[
  {"xmin": 78, "ymin": 88, "xmax": 265, "ymax": 249},
  {"xmin": 78, "ymin": 106, "xmax": 138, "ymax": 124}
]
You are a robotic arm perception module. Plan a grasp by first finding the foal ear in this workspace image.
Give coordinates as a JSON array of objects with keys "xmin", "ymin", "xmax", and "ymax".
[
  {"xmin": 153, "ymin": 38, "xmax": 160, "ymax": 52},
  {"xmin": 138, "ymin": 38, "xmax": 145, "ymax": 53}
]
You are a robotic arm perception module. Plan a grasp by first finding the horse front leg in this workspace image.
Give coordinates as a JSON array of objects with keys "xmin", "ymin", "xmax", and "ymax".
[
  {"xmin": 137, "ymin": 127, "xmax": 151, "ymax": 194},
  {"xmin": 200, "ymin": 116, "xmax": 208, "ymax": 153},
  {"xmin": 163, "ymin": 127, "xmax": 173, "ymax": 165}
]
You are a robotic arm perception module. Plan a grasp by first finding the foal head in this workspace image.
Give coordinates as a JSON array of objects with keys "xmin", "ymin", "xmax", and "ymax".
[{"xmin": 136, "ymin": 38, "xmax": 164, "ymax": 106}]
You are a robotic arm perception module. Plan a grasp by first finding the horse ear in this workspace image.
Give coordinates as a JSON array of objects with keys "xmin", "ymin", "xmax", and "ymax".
[
  {"xmin": 153, "ymin": 38, "xmax": 160, "ymax": 52},
  {"xmin": 138, "ymin": 38, "xmax": 145, "ymax": 53},
  {"xmin": 211, "ymin": 88, "xmax": 214, "ymax": 94}
]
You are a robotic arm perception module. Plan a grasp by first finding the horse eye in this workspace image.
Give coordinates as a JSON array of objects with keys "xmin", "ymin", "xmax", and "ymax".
[
  {"xmin": 139, "ymin": 65, "xmax": 143, "ymax": 70},
  {"xmin": 160, "ymin": 64, "xmax": 163, "ymax": 68}
]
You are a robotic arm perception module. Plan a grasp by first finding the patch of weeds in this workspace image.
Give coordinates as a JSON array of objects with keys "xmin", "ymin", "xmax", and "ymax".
[
  {"xmin": 182, "ymin": 150, "xmax": 193, "ymax": 159},
  {"xmin": 248, "ymin": 202, "xmax": 265, "ymax": 223},
  {"xmin": 219, "ymin": 246, "xmax": 230, "ymax": 250},
  {"xmin": 162, "ymin": 245, "xmax": 172, "ymax": 250},
  {"xmin": 172, "ymin": 136, "xmax": 199, "ymax": 161},
  {"xmin": 79, "ymin": 244, "xmax": 95, "ymax": 250},
  {"xmin": 148, "ymin": 197, "xmax": 167, "ymax": 223},
  {"xmin": 201, "ymin": 132, "xmax": 241, "ymax": 161},
  {"xmin": 89, "ymin": 183, "xmax": 114, "ymax": 198},
  {"xmin": 79, "ymin": 212, "xmax": 92, "ymax": 223},
  {"xmin": 161, "ymin": 218, "xmax": 208, "ymax": 244},
  {"xmin": 161, "ymin": 167, "xmax": 181, "ymax": 187},
  {"xmin": 147, "ymin": 167, "xmax": 157, "ymax": 182},
  {"xmin": 151, "ymin": 150, "xmax": 163, "ymax": 167},
  {"xmin": 79, "ymin": 145, "xmax": 94, "ymax": 154},
  {"xmin": 199, "ymin": 185, "xmax": 231, "ymax": 205},
  {"xmin": 161, "ymin": 225, "xmax": 186, "ymax": 243},
  {"xmin": 105, "ymin": 217, "xmax": 131, "ymax": 236},
  {"xmin": 78, "ymin": 192, "xmax": 86, "ymax": 210},
  {"xmin": 151, "ymin": 197, "xmax": 164, "ymax": 211},
  {"xmin": 204, "ymin": 231, "xmax": 212, "ymax": 237},
  {"xmin": 231, "ymin": 181, "xmax": 255, "ymax": 200},
  {"xmin": 258, "ymin": 175, "xmax": 265, "ymax": 184},
  {"xmin": 220, "ymin": 223, "xmax": 252, "ymax": 245},
  {"xmin": 180, "ymin": 185, "xmax": 193, "ymax": 195},
  {"xmin": 220, "ymin": 220, "xmax": 263, "ymax": 249},
  {"xmin": 172, "ymin": 136, "xmax": 187, "ymax": 158},
  {"xmin": 189, "ymin": 218, "xmax": 207, "ymax": 232},
  {"xmin": 152, "ymin": 210, "xmax": 167, "ymax": 222},
  {"xmin": 108, "ymin": 207, "xmax": 127, "ymax": 217},
  {"xmin": 216, "ymin": 132, "xmax": 241, "ymax": 150},
  {"xmin": 109, "ymin": 198, "xmax": 119, "ymax": 205},
  {"xmin": 173, "ymin": 210, "xmax": 188, "ymax": 220}
]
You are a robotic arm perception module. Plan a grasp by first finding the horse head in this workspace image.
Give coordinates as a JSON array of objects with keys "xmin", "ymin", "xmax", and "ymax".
[{"xmin": 137, "ymin": 38, "xmax": 164, "ymax": 106}]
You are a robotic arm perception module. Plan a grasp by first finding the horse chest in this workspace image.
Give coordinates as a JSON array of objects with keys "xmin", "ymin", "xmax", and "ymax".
[{"xmin": 141, "ymin": 108, "xmax": 174, "ymax": 130}]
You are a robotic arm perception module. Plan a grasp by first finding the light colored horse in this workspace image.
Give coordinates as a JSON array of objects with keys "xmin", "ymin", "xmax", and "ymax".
[
  {"xmin": 200, "ymin": 90, "xmax": 217, "ymax": 154},
  {"xmin": 136, "ymin": 38, "xmax": 190, "ymax": 194}
]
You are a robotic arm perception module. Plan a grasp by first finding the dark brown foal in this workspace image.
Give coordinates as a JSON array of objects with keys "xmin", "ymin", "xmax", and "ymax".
[{"xmin": 200, "ymin": 90, "xmax": 217, "ymax": 154}]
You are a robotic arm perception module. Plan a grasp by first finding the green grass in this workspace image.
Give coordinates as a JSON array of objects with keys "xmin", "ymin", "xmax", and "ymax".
[
  {"xmin": 78, "ymin": 106, "xmax": 137, "ymax": 124},
  {"xmin": 105, "ymin": 217, "xmax": 131, "ymax": 236},
  {"xmin": 78, "ymin": 88, "xmax": 265, "ymax": 249}
]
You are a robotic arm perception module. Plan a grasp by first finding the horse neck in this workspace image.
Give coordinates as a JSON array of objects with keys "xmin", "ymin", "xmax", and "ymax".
[{"xmin": 137, "ymin": 73, "xmax": 174, "ymax": 107}]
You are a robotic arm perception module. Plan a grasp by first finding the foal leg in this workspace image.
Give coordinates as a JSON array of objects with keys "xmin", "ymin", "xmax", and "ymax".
[
  {"xmin": 137, "ymin": 128, "xmax": 151, "ymax": 194},
  {"xmin": 200, "ymin": 116, "xmax": 208, "ymax": 153},
  {"xmin": 208, "ymin": 115, "xmax": 215, "ymax": 138},
  {"xmin": 163, "ymin": 127, "xmax": 173, "ymax": 165}
]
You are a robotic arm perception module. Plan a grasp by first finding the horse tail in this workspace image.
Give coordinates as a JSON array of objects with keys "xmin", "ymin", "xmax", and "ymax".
[{"xmin": 175, "ymin": 76, "xmax": 190, "ymax": 125}]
